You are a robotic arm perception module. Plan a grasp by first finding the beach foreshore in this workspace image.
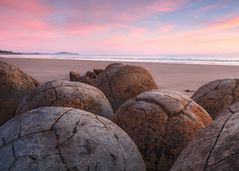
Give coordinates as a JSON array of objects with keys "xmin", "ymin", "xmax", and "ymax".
[{"xmin": 1, "ymin": 57, "xmax": 239, "ymax": 97}]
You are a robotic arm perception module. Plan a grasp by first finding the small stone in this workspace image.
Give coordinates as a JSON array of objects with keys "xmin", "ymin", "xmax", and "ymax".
[
  {"xmin": 183, "ymin": 89, "xmax": 195, "ymax": 93},
  {"xmin": 85, "ymin": 71, "xmax": 96, "ymax": 79},
  {"xmin": 69, "ymin": 71, "xmax": 81, "ymax": 81},
  {"xmin": 94, "ymin": 69, "xmax": 104, "ymax": 75},
  {"xmin": 78, "ymin": 75, "xmax": 94, "ymax": 85}
]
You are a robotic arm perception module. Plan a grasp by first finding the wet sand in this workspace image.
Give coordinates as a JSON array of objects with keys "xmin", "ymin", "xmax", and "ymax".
[{"xmin": 1, "ymin": 57, "xmax": 239, "ymax": 97}]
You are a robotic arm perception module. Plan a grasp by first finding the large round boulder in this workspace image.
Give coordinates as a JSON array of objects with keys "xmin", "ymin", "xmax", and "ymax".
[
  {"xmin": 112, "ymin": 89, "xmax": 212, "ymax": 171},
  {"xmin": 0, "ymin": 107, "xmax": 146, "ymax": 170},
  {"xmin": 94, "ymin": 63, "xmax": 158, "ymax": 112},
  {"xmin": 171, "ymin": 112, "xmax": 239, "ymax": 171},
  {"xmin": 16, "ymin": 80, "xmax": 114, "ymax": 119},
  {"xmin": 192, "ymin": 79, "xmax": 239, "ymax": 119},
  {"xmin": 0, "ymin": 61, "xmax": 39, "ymax": 125}
]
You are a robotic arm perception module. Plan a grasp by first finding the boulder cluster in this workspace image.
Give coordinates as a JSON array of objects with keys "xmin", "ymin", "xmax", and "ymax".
[
  {"xmin": 0, "ymin": 60, "xmax": 238, "ymax": 170},
  {"xmin": 70, "ymin": 63, "xmax": 158, "ymax": 112}
]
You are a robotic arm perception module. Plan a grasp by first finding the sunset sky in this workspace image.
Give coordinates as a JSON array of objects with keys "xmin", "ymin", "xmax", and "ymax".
[{"xmin": 1, "ymin": 0, "xmax": 239, "ymax": 55}]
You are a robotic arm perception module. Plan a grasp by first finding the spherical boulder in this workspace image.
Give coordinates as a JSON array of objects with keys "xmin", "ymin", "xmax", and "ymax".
[
  {"xmin": 0, "ymin": 107, "xmax": 146, "ymax": 171},
  {"xmin": 0, "ymin": 61, "xmax": 39, "ymax": 125},
  {"xmin": 94, "ymin": 63, "xmax": 158, "ymax": 112},
  {"xmin": 16, "ymin": 80, "xmax": 113, "ymax": 119},
  {"xmin": 112, "ymin": 89, "xmax": 212, "ymax": 171},
  {"xmin": 170, "ymin": 112, "xmax": 239, "ymax": 171},
  {"xmin": 192, "ymin": 79, "xmax": 239, "ymax": 119}
]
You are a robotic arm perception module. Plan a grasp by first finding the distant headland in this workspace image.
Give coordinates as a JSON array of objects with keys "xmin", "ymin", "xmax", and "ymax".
[
  {"xmin": 0, "ymin": 50, "xmax": 79, "ymax": 55},
  {"xmin": 0, "ymin": 50, "xmax": 21, "ymax": 55}
]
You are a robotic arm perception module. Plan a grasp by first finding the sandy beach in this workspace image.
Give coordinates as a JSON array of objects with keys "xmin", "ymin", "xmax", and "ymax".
[{"xmin": 1, "ymin": 57, "xmax": 239, "ymax": 97}]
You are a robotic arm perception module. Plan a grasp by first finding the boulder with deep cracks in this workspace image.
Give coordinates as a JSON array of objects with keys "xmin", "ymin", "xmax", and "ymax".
[
  {"xmin": 0, "ymin": 107, "xmax": 146, "ymax": 171},
  {"xmin": 16, "ymin": 80, "xmax": 113, "ymax": 119},
  {"xmin": 112, "ymin": 89, "xmax": 212, "ymax": 171},
  {"xmin": 192, "ymin": 79, "xmax": 239, "ymax": 119}
]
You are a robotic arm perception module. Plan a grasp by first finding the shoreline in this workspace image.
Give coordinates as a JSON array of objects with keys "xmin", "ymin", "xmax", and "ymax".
[
  {"xmin": 1, "ymin": 57, "xmax": 239, "ymax": 97},
  {"xmin": 1, "ymin": 55, "xmax": 239, "ymax": 66}
]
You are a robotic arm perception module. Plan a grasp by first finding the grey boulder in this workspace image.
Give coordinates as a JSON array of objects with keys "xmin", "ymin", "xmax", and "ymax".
[
  {"xmin": 16, "ymin": 80, "xmax": 113, "ymax": 119},
  {"xmin": 0, "ymin": 107, "xmax": 146, "ymax": 171}
]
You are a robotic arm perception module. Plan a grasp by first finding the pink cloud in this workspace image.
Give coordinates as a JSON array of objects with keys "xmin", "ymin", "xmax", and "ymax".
[
  {"xmin": 0, "ymin": 0, "xmax": 187, "ymax": 38},
  {"xmin": 126, "ymin": 14, "xmax": 239, "ymax": 55},
  {"xmin": 117, "ymin": 0, "xmax": 189, "ymax": 21},
  {"xmin": 207, "ymin": 15, "xmax": 239, "ymax": 30},
  {"xmin": 54, "ymin": 0, "xmax": 189, "ymax": 28},
  {"xmin": 48, "ymin": 0, "xmax": 187, "ymax": 37},
  {"xmin": 0, "ymin": 0, "xmax": 51, "ymax": 14},
  {"xmin": 0, "ymin": 0, "xmax": 52, "ymax": 31},
  {"xmin": 148, "ymin": 0, "xmax": 189, "ymax": 12}
]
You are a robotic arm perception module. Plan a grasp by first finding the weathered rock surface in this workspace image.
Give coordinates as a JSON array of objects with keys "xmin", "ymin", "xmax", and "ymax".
[
  {"xmin": 192, "ymin": 79, "xmax": 239, "ymax": 119},
  {"xmin": 85, "ymin": 71, "xmax": 96, "ymax": 79},
  {"xmin": 0, "ymin": 107, "xmax": 146, "ymax": 171},
  {"xmin": 93, "ymin": 69, "xmax": 104, "ymax": 75},
  {"xmin": 112, "ymin": 89, "xmax": 212, "ymax": 171},
  {"xmin": 171, "ymin": 112, "xmax": 239, "ymax": 171},
  {"xmin": 16, "ymin": 80, "xmax": 113, "ymax": 119},
  {"xmin": 0, "ymin": 61, "xmax": 39, "ymax": 125},
  {"xmin": 78, "ymin": 75, "xmax": 94, "ymax": 85},
  {"xmin": 69, "ymin": 71, "xmax": 81, "ymax": 82},
  {"xmin": 94, "ymin": 63, "xmax": 158, "ymax": 112}
]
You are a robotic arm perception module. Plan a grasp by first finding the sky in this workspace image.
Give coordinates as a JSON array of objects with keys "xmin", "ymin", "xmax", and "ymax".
[{"xmin": 0, "ymin": 0, "xmax": 239, "ymax": 55}]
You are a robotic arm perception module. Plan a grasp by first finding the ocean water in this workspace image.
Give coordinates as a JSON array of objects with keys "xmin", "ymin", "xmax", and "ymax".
[{"xmin": 1, "ymin": 54, "xmax": 239, "ymax": 66}]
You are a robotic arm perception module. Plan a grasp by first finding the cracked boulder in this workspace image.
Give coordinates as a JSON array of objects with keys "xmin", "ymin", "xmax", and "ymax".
[
  {"xmin": 112, "ymin": 89, "xmax": 212, "ymax": 171},
  {"xmin": 192, "ymin": 79, "xmax": 239, "ymax": 119},
  {"xmin": 0, "ymin": 107, "xmax": 146, "ymax": 171},
  {"xmin": 171, "ymin": 112, "xmax": 239, "ymax": 171},
  {"xmin": 16, "ymin": 80, "xmax": 113, "ymax": 119},
  {"xmin": 94, "ymin": 63, "xmax": 158, "ymax": 112},
  {"xmin": 0, "ymin": 61, "xmax": 39, "ymax": 125}
]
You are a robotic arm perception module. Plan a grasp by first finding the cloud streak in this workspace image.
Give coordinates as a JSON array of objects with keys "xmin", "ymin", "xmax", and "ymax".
[{"xmin": 207, "ymin": 15, "xmax": 239, "ymax": 30}]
